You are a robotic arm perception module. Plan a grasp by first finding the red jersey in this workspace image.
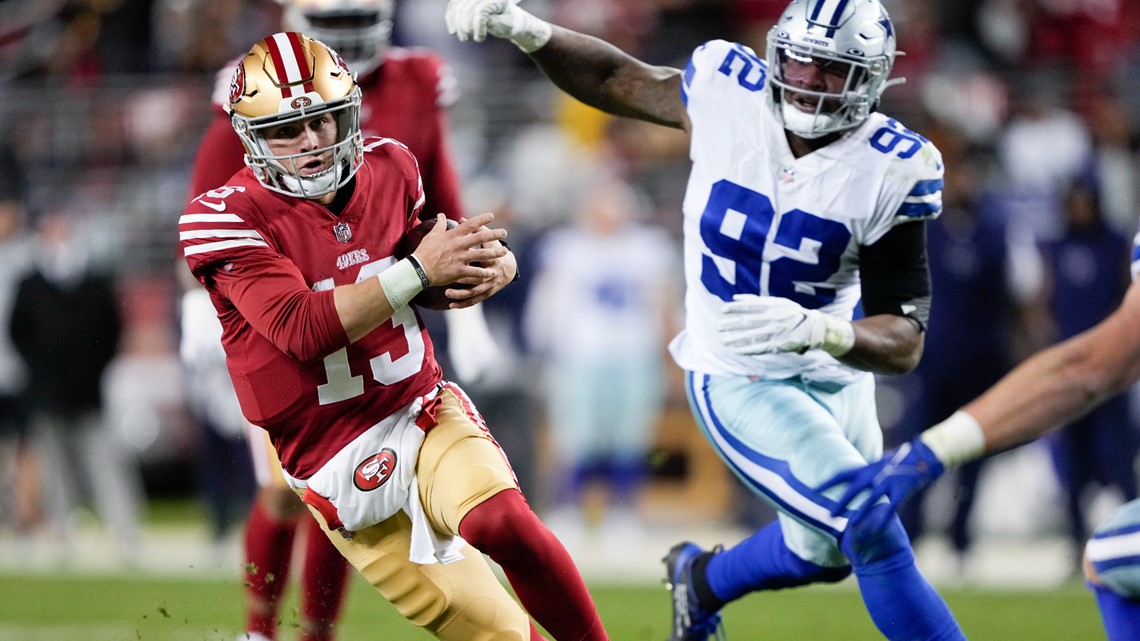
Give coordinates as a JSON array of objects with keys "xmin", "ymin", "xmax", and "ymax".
[
  {"xmin": 179, "ymin": 138, "xmax": 443, "ymax": 479},
  {"xmin": 188, "ymin": 46, "xmax": 465, "ymax": 223}
]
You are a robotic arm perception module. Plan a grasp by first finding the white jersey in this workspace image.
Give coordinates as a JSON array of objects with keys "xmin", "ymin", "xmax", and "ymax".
[
  {"xmin": 669, "ymin": 40, "xmax": 944, "ymax": 386},
  {"xmin": 525, "ymin": 223, "xmax": 678, "ymax": 360}
]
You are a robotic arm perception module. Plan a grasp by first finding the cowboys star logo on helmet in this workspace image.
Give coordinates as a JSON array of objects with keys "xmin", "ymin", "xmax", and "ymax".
[{"xmin": 228, "ymin": 31, "xmax": 364, "ymax": 199}]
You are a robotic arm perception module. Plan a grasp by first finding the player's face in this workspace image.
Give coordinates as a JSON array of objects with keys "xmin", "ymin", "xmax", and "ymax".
[
  {"xmin": 779, "ymin": 51, "xmax": 851, "ymax": 115},
  {"xmin": 264, "ymin": 113, "xmax": 339, "ymax": 178}
]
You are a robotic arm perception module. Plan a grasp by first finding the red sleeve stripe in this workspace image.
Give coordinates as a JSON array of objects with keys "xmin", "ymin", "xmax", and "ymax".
[{"xmin": 266, "ymin": 32, "xmax": 315, "ymax": 98}]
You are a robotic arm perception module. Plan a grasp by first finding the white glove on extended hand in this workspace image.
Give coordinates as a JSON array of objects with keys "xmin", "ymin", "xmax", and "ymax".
[
  {"xmin": 718, "ymin": 295, "xmax": 855, "ymax": 357},
  {"xmin": 445, "ymin": 0, "xmax": 552, "ymax": 52}
]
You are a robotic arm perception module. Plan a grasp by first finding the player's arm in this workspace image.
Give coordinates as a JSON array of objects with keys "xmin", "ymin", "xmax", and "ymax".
[
  {"xmin": 818, "ymin": 273, "xmax": 1140, "ymax": 530},
  {"xmin": 336, "ymin": 214, "xmax": 507, "ymax": 336},
  {"xmin": 962, "ymin": 277, "xmax": 1140, "ymax": 454},
  {"xmin": 718, "ymin": 221, "xmax": 929, "ymax": 375},
  {"xmin": 844, "ymin": 220, "xmax": 930, "ymax": 375},
  {"xmin": 446, "ymin": 0, "xmax": 688, "ymax": 130}
]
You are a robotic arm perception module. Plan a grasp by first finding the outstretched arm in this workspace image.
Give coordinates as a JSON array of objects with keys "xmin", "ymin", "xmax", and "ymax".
[
  {"xmin": 447, "ymin": 0, "xmax": 689, "ymax": 131},
  {"xmin": 962, "ymin": 277, "xmax": 1140, "ymax": 452},
  {"xmin": 820, "ymin": 276, "xmax": 1140, "ymax": 530},
  {"xmin": 529, "ymin": 27, "xmax": 687, "ymax": 130}
]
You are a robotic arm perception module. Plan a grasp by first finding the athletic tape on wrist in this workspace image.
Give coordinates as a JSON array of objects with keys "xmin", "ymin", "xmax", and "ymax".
[
  {"xmin": 920, "ymin": 411, "xmax": 986, "ymax": 468},
  {"xmin": 508, "ymin": 8, "xmax": 552, "ymax": 52},
  {"xmin": 377, "ymin": 258, "xmax": 426, "ymax": 310},
  {"xmin": 816, "ymin": 313, "xmax": 855, "ymax": 357}
]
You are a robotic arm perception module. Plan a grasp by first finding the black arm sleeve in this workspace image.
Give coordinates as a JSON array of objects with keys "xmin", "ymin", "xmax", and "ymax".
[{"xmin": 859, "ymin": 220, "xmax": 931, "ymax": 331}]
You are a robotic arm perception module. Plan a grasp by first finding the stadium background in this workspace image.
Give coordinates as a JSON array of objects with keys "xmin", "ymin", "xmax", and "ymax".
[{"xmin": 1, "ymin": 0, "xmax": 1139, "ymax": 638}]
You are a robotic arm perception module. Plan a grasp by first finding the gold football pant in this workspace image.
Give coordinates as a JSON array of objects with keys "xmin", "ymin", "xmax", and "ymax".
[{"xmin": 304, "ymin": 387, "xmax": 533, "ymax": 641}]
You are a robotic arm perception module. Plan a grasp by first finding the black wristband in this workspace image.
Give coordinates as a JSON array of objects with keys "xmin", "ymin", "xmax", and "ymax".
[{"xmin": 406, "ymin": 254, "xmax": 431, "ymax": 288}]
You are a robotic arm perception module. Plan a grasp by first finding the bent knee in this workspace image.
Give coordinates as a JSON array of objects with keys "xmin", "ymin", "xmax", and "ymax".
[
  {"xmin": 1086, "ymin": 500, "xmax": 1140, "ymax": 598},
  {"xmin": 360, "ymin": 548, "xmax": 530, "ymax": 641},
  {"xmin": 430, "ymin": 596, "xmax": 532, "ymax": 641}
]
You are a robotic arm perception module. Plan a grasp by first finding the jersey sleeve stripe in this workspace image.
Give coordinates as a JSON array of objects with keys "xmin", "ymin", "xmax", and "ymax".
[
  {"xmin": 896, "ymin": 199, "xmax": 941, "ymax": 219},
  {"xmin": 179, "ymin": 229, "xmax": 265, "ymax": 241},
  {"xmin": 180, "ymin": 213, "xmax": 246, "ymax": 224},
  {"xmin": 908, "ymin": 178, "xmax": 944, "ymax": 197},
  {"xmin": 681, "ymin": 58, "xmax": 696, "ymax": 106},
  {"xmin": 184, "ymin": 238, "xmax": 269, "ymax": 256}
]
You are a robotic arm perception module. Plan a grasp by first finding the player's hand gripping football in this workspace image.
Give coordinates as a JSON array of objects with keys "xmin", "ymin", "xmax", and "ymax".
[
  {"xmin": 816, "ymin": 439, "xmax": 946, "ymax": 532},
  {"xmin": 718, "ymin": 294, "xmax": 855, "ymax": 357},
  {"xmin": 445, "ymin": 0, "xmax": 552, "ymax": 52},
  {"xmin": 412, "ymin": 213, "xmax": 509, "ymax": 307}
]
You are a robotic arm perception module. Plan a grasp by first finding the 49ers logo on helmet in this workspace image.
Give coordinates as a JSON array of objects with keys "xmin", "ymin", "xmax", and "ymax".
[
  {"xmin": 330, "ymin": 49, "xmax": 352, "ymax": 76},
  {"xmin": 229, "ymin": 62, "xmax": 245, "ymax": 105},
  {"xmin": 291, "ymin": 96, "xmax": 313, "ymax": 109},
  {"xmin": 353, "ymin": 448, "xmax": 397, "ymax": 491}
]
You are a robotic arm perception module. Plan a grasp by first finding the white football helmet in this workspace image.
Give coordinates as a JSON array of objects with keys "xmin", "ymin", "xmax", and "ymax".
[
  {"xmin": 281, "ymin": 0, "xmax": 394, "ymax": 77},
  {"xmin": 229, "ymin": 32, "xmax": 364, "ymax": 199},
  {"xmin": 767, "ymin": 0, "xmax": 899, "ymax": 138}
]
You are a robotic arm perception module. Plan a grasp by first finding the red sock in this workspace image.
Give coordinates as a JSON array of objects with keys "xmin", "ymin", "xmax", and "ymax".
[
  {"xmin": 459, "ymin": 489, "xmax": 609, "ymax": 641},
  {"xmin": 243, "ymin": 499, "xmax": 299, "ymax": 638},
  {"xmin": 298, "ymin": 518, "xmax": 351, "ymax": 641}
]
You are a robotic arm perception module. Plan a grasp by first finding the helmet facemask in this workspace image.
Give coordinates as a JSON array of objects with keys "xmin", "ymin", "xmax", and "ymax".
[
  {"xmin": 233, "ymin": 88, "xmax": 363, "ymax": 199},
  {"xmin": 229, "ymin": 32, "xmax": 365, "ymax": 199},
  {"xmin": 766, "ymin": 0, "xmax": 899, "ymax": 139}
]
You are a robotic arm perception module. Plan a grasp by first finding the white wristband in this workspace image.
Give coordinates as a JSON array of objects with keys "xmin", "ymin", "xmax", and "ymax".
[
  {"xmin": 920, "ymin": 411, "xmax": 986, "ymax": 468},
  {"xmin": 501, "ymin": 5, "xmax": 552, "ymax": 52},
  {"xmin": 810, "ymin": 311, "xmax": 855, "ymax": 357},
  {"xmin": 377, "ymin": 258, "xmax": 426, "ymax": 310}
]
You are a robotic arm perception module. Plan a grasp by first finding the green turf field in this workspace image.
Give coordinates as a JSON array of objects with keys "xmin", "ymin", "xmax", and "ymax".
[{"xmin": 0, "ymin": 572, "xmax": 1105, "ymax": 641}]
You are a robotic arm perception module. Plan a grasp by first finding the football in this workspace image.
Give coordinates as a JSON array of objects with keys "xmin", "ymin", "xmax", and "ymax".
[{"xmin": 395, "ymin": 217, "xmax": 466, "ymax": 311}]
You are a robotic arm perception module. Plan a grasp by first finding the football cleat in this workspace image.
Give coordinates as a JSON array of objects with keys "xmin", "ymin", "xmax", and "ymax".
[{"xmin": 663, "ymin": 541, "xmax": 726, "ymax": 641}]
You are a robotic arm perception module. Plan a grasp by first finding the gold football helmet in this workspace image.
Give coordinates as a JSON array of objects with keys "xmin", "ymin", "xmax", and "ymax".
[
  {"xmin": 281, "ymin": 0, "xmax": 394, "ymax": 76},
  {"xmin": 229, "ymin": 32, "xmax": 363, "ymax": 199}
]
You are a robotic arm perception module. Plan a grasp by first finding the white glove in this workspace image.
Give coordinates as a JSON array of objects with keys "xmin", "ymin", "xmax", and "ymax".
[
  {"xmin": 717, "ymin": 294, "xmax": 855, "ymax": 357},
  {"xmin": 444, "ymin": 302, "xmax": 502, "ymax": 385},
  {"xmin": 445, "ymin": 0, "xmax": 552, "ymax": 52}
]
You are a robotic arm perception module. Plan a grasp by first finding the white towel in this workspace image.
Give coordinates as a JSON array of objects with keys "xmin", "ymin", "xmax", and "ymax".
[{"xmin": 404, "ymin": 476, "xmax": 467, "ymax": 565}]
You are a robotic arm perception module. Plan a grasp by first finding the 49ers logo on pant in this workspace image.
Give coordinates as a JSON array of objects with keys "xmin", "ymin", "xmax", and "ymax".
[{"xmin": 353, "ymin": 448, "xmax": 397, "ymax": 491}]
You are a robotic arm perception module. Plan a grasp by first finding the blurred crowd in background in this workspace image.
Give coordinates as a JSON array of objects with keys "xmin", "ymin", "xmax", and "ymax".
[{"xmin": 2, "ymin": 0, "xmax": 1140, "ymax": 578}]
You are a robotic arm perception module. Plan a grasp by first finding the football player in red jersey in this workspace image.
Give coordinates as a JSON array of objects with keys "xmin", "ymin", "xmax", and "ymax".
[
  {"xmin": 180, "ymin": 32, "xmax": 608, "ymax": 641},
  {"xmin": 185, "ymin": 3, "xmax": 501, "ymax": 640}
]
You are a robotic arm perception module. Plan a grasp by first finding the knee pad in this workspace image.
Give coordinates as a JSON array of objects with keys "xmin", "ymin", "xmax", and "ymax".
[
  {"xmin": 363, "ymin": 549, "xmax": 450, "ymax": 626},
  {"xmin": 1087, "ymin": 500, "xmax": 1140, "ymax": 598},
  {"xmin": 361, "ymin": 541, "xmax": 531, "ymax": 641},
  {"xmin": 838, "ymin": 502, "xmax": 912, "ymax": 568}
]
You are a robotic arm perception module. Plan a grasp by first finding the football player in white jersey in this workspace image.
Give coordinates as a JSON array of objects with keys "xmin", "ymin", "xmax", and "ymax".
[{"xmin": 446, "ymin": 1, "xmax": 966, "ymax": 640}]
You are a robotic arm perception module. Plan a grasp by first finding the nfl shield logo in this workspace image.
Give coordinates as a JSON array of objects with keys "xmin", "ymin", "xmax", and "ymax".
[{"xmin": 333, "ymin": 221, "xmax": 352, "ymax": 243}]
